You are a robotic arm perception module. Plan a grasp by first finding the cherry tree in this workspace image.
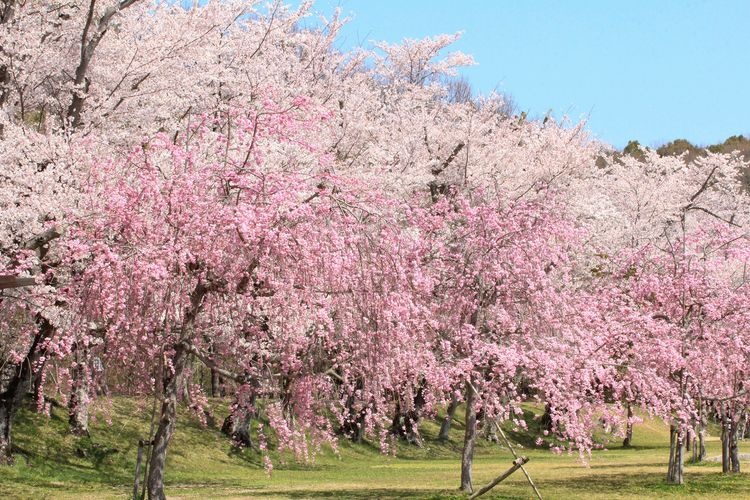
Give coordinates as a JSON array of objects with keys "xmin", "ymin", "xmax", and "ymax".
[
  {"xmin": 0, "ymin": 0, "xmax": 346, "ymax": 458},
  {"xmin": 66, "ymin": 93, "xmax": 440, "ymax": 497},
  {"xmin": 575, "ymin": 147, "xmax": 750, "ymax": 484}
]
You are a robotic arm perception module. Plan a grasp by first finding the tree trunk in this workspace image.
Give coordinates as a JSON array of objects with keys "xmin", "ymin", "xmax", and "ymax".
[
  {"xmin": 730, "ymin": 425, "xmax": 741, "ymax": 473},
  {"xmin": 666, "ymin": 424, "xmax": 684, "ymax": 484},
  {"xmin": 0, "ymin": 401, "xmax": 13, "ymax": 464},
  {"xmin": 722, "ymin": 423, "xmax": 730, "ymax": 473},
  {"xmin": 739, "ymin": 414, "xmax": 747, "ymax": 441},
  {"xmin": 68, "ymin": 346, "xmax": 90, "ymax": 436},
  {"xmin": 697, "ymin": 400, "xmax": 706, "ymax": 462},
  {"xmin": 340, "ymin": 378, "xmax": 366, "ymax": 443},
  {"xmin": 728, "ymin": 409, "xmax": 743, "ymax": 473},
  {"xmin": 540, "ymin": 403, "xmax": 553, "ymax": 433},
  {"xmin": 481, "ymin": 415, "xmax": 498, "ymax": 442},
  {"xmin": 460, "ymin": 380, "xmax": 477, "ymax": 493},
  {"xmin": 0, "ymin": 316, "xmax": 54, "ymax": 465},
  {"xmin": 210, "ymin": 369, "xmax": 224, "ymax": 397},
  {"xmin": 691, "ymin": 435, "xmax": 697, "ymax": 463},
  {"xmin": 623, "ymin": 403, "xmax": 633, "ymax": 448},
  {"xmin": 340, "ymin": 408, "xmax": 366, "ymax": 443},
  {"xmin": 221, "ymin": 410, "xmax": 252, "ymax": 448},
  {"xmin": 721, "ymin": 407, "xmax": 734, "ymax": 474},
  {"xmin": 0, "ymin": 356, "xmax": 22, "ymax": 465},
  {"xmin": 439, "ymin": 393, "xmax": 459, "ymax": 441},
  {"xmin": 390, "ymin": 399, "xmax": 402, "ymax": 435},
  {"xmin": 221, "ymin": 383, "xmax": 256, "ymax": 448},
  {"xmin": 147, "ymin": 344, "xmax": 188, "ymax": 500},
  {"xmin": 390, "ymin": 383, "xmax": 426, "ymax": 447}
]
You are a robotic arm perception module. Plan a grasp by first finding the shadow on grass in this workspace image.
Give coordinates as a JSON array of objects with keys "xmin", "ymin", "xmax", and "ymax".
[
  {"xmin": 238, "ymin": 488, "xmax": 464, "ymax": 499},
  {"xmin": 615, "ymin": 444, "xmax": 665, "ymax": 451},
  {"xmin": 537, "ymin": 469, "xmax": 750, "ymax": 497},
  {"xmin": 552, "ymin": 460, "xmax": 666, "ymax": 471}
]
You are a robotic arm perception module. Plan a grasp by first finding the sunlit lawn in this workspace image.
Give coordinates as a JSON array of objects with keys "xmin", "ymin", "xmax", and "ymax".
[{"xmin": 2, "ymin": 397, "xmax": 750, "ymax": 499}]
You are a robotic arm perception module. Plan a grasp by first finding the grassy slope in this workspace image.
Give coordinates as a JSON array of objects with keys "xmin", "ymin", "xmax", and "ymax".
[{"xmin": 1, "ymin": 398, "xmax": 750, "ymax": 499}]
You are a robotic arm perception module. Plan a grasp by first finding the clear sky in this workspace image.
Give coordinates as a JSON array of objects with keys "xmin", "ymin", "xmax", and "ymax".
[{"xmin": 301, "ymin": 0, "xmax": 750, "ymax": 149}]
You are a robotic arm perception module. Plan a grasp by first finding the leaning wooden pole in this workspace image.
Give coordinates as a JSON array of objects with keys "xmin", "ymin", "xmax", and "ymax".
[
  {"xmin": 0, "ymin": 275, "xmax": 36, "ymax": 289},
  {"xmin": 468, "ymin": 456, "xmax": 529, "ymax": 499},
  {"xmin": 492, "ymin": 421, "xmax": 543, "ymax": 500}
]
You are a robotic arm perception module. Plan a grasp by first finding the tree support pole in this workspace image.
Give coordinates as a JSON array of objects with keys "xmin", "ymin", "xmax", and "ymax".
[
  {"xmin": 492, "ymin": 420, "xmax": 543, "ymax": 500},
  {"xmin": 468, "ymin": 456, "xmax": 529, "ymax": 499}
]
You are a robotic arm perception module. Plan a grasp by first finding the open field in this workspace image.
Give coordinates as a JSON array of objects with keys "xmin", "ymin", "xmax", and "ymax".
[{"xmin": 2, "ymin": 398, "xmax": 750, "ymax": 499}]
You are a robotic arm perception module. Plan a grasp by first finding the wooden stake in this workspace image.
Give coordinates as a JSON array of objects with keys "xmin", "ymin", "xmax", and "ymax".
[
  {"xmin": 468, "ymin": 456, "xmax": 529, "ymax": 499},
  {"xmin": 0, "ymin": 275, "xmax": 36, "ymax": 289},
  {"xmin": 492, "ymin": 421, "xmax": 543, "ymax": 500}
]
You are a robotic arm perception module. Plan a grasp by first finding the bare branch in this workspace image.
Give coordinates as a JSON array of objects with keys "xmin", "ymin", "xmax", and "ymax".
[
  {"xmin": 182, "ymin": 342, "xmax": 246, "ymax": 384},
  {"xmin": 688, "ymin": 165, "xmax": 718, "ymax": 203},
  {"xmin": 431, "ymin": 142, "xmax": 465, "ymax": 175},
  {"xmin": 23, "ymin": 226, "xmax": 61, "ymax": 251}
]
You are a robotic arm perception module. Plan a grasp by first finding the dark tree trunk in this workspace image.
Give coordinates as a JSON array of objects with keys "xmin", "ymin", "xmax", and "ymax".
[
  {"xmin": 339, "ymin": 378, "xmax": 366, "ymax": 443},
  {"xmin": 390, "ymin": 383, "xmax": 426, "ymax": 447},
  {"xmin": 481, "ymin": 415, "xmax": 498, "ymax": 442},
  {"xmin": 623, "ymin": 403, "xmax": 634, "ymax": 448},
  {"xmin": 68, "ymin": 346, "xmax": 90, "ymax": 436},
  {"xmin": 222, "ymin": 383, "xmax": 256, "ymax": 448},
  {"xmin": 666, "ymin": 424, "xmax": 684, "ymax": 484},
  {"xmin": 221, "ymin": 410, "xmax": 253, "ymax": 448},
  {"xmin": 697, "ymin": 400, "xmax": 706, "ymax": 462},
  {"xmin": 0, "ymin": 403, "xmax": 12, "ymax": 464},
  {"xmin": 722, "ymin": 408, "xmax": 743, "ymax": 474},
  {"xmin": 147, "ymin": 343, "xmax": 188, "ymax": 500},
  {"xmin": 390, "ymin": 399, "xmax": 402, "ymax": 435},
  {"xmin": 691, "ymin": 435, "xmax": 697, "ymax": 463},
  {"xmin": 352, "ymin": 412, "xmax": 366, "ymax": 444},
  {"xmin": 460, "ymin": 380, "xmax": 477, "ymax": 493},
  {"xmin": 730, "ymin": 424, "xmax": 741, "ymax": 473},
  {"xmin": 722, "ymin": 414, "xmax": 731, "ymax": 474},
  {"xmin": 439, "ymin": 393, "xmax": 459, "ymax": 441},
  {"xmin": 0, "ymin": 356, "xmax": 22, "ymax": 465},
  {"xmin": 340, "ymin": 407, "xmax": 366, "ymax": 443},
  {"xmin": 0, "ymin": 316, "xmax": 54, "ymax": 465},
  {"xmin": 210, "ymin": 369, "xmax": 224, "ymax": 397},
  {"xmin": 403, "ymin": 403, "xmax": 424, "ymax": 447},
  {"xmin": 540, "ymin": 403, "xmax": 553, "ymax": 433},
  {"xmin": 738, "ymin": 415, "xmax": 747, "ymax": 441}
]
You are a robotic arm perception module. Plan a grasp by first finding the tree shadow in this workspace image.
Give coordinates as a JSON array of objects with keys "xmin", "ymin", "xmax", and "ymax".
[{"xmin": 239, "ymin": 488, "xmax": 464, "ymax": 499}]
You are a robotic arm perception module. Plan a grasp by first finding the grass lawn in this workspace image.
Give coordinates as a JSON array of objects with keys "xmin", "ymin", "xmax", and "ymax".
[{"xmin": 2, "ymin": 397, "xmax": 750, "ymax": 499}]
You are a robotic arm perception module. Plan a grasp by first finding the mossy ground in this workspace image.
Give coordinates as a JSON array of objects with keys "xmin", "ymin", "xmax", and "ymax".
[{"xmin": 1, "ymin": 397, "xmax": 749, "ymax": 499}]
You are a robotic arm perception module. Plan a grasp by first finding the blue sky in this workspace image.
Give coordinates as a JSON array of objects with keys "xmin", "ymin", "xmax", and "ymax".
[{"xmin": 301, "ymin": 0, "xmax": 750, "ymax": 149}]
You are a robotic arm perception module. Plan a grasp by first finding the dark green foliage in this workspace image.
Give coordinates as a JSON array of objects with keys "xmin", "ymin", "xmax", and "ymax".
[
  {"xmin": 657, "ymin": 139, "xmax": 705, "ymax": 163},
  {"xmin": 623, "ymin": 140, "xmax": 646, "ymax": 161}
]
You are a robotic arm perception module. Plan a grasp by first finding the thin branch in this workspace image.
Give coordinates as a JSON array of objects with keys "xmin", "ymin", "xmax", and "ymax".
[
  {"xmin": 689, "ymin": 166, "xmax": 719, "ymax": 203},
  {"xmin": 431, "ymin": 142, "xmax": 465, "ymax": 175},
  {"xmin": 182, "ymin": 342, "xmax": 245, "ymax": 384}
]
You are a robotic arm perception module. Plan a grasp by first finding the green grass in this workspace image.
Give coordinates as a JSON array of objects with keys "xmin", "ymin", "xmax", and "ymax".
[{"xmin": 2, "ymin": 398, "xmax": 750, "ymax": 499}]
